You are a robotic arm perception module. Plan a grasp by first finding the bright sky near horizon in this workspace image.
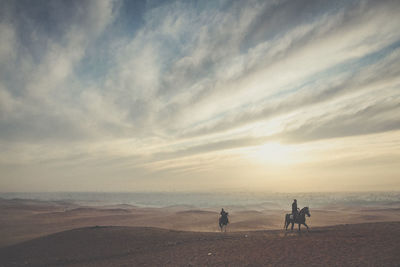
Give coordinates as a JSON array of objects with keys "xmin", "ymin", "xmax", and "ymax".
[{"xmin": 0, "ymin": 0, "xmax": 399, "ymax": 192}]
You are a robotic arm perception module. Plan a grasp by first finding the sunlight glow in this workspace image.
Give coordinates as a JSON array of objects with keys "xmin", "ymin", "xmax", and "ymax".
[{"xmin": 245, "ymin": 142, "xmax": 297, "ymax": 165}]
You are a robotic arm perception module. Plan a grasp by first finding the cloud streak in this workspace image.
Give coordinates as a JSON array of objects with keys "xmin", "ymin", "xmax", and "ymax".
[{"xmin": 0, "ymin": 0, "xmax": 399, "ymax": 191}]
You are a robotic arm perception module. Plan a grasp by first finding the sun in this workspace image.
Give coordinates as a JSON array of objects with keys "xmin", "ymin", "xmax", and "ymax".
[{"xmin": 246, "ymin": 142, "xmax": 294, "ymax": 165}]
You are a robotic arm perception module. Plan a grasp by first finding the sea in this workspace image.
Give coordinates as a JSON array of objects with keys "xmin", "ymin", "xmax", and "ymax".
[{"xmin": 1, "ymin": 191, "xmax": 399, "ymax": 210}]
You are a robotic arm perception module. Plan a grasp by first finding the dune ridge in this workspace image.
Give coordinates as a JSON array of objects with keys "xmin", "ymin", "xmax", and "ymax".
[
  {"xmin": 1, "ymin": 197, "xmax": 400, "ymax": 249},
  {"xmin": 1, "ymin": 222, "xmax": 399, "ymax": 266}
]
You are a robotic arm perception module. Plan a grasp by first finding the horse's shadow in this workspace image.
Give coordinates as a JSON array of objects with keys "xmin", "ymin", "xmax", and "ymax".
[{"xmin": 283, "ymin": 229, "xmax": 309, "ymax": 237}]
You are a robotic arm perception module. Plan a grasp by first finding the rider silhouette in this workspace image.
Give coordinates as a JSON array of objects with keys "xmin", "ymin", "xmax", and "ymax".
[
  {"xmin": 292, "ymin": 199, "xmax": 298, "ymax": 220},
  {"xmin": 221, "ymin": 208, "xmax": 228, "ymax": 217}
]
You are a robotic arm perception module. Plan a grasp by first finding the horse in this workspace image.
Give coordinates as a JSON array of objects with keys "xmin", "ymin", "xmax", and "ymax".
[
  {"xmin": 284, "ymin": 206, "xmax": 311, "ymax": 231},
  {"xmin": 219, "ymin": 214, "xmax": 229, "ymax": 232}
]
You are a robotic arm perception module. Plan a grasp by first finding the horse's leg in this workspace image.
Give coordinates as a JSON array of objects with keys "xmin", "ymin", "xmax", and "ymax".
[
  {"xmin": 298, "ymin": 223, "xmax": 301, "ymax": 231},
  {"xmin": 291, "ymin": 221, "xmax": 294, "ymax": 231},
  {"xmin": 304, "ymin": 222, "xmax": 309, "ymax": 230},
  {"xmin": 284, "ymin": 216, "xmax": 288, "ymax": 230},
  {"xmin": 286, "ymin": 216, "xmax": 290, "ymax": 230}
]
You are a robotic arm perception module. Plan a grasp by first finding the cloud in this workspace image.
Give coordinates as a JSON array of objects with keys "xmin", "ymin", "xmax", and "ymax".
[
  {"xmin": 180, "ymin": 45, "xmax": 400, "ymax": 138},
  {"xmin": 138, "ymin": 0, "xmax": 400, "ymax": 141},
  {"xmin": 1, "ymin": 0, "xmax": 400, "ymax": 191},
  {"xmin": 0, "ymin": 0, "xmax": 115, "ymax": 142},
  {"xmin": 279, "ymin": 95, "xmax": 400, "ymax": 143},
  {"xmin": 3, "ymin": 0, "xmax": 399, "ymax": 143}
]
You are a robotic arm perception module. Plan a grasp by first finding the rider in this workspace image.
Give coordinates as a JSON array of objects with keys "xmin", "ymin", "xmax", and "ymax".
[
  {"xmin": 221, "ymin": 208, "xmax": 228, "ymax": 217},
  {"xmin": 220, "ymin": 208, "xmax": 229, "ymax": 222},
  {"xmin": 292, "ymin": 199, "xmax": 298, "ymax": 221}
]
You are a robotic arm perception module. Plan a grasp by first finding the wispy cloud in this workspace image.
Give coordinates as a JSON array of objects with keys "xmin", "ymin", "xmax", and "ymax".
[{"xmin": 0, "ymin": 0, "xmax": 399, "ymax": 191}]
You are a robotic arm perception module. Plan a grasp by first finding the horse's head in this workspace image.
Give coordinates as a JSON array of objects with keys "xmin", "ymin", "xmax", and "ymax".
[{"xmin": 304, "ymin": 207, "xmax": 311, "ymax": 217}]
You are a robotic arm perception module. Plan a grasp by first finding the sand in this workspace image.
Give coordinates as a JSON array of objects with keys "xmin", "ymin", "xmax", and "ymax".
[
  {"xmin": 1, "ymin": 223, "xmax": 400, "ymax": 266},
  {"xmin": 0, "ymin": 198, "xmax": 399, "ymax": 266}
]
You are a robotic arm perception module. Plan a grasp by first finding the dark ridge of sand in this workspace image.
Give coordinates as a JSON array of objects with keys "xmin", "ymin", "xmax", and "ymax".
[
  {"xmin": 101, "ymin": 203, "xmax": 139, "ymax": 209},
  {"xmin": 1, "ymin": 197, "xmax": 400, "ymax": 249},
  {"xmin": 0, "ymin": 198, "xmax": 74, "ymax": 207},
  {"xmin": 176, "ymin": 210, "xmax": 218, "ymax": 215},
  {"xmin": 360, "ymin": 208, "xmax": 400, "ymax": 212},
  {"xmin": 0, "ymin": 222, "xmax": 399, "ymax": 267},
  {"xmin": 65, "ymin": 207, "xmax": 132, "ymax": 213}
]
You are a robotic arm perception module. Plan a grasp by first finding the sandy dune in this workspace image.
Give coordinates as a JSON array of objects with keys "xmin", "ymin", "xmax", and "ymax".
[
  {"xmin": 1, "ymin": 222, "xmax": 399, "ymax": 266},
  {"xmin": 1, "ymin": 198, "xmax": 400, "ymax": 266},
  {"xmin": 1, "ymin": 198, "xmax": 400, "ymax": 248}
]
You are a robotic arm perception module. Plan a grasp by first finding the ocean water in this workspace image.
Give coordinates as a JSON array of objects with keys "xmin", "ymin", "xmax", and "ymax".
[{"xmin": 1, "ymin": 191, "xmax": 399, "ymax": 210}]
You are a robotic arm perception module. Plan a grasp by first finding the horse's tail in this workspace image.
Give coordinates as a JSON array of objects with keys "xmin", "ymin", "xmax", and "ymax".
[{"xmin": 283, "ymin": 214, "xmax": 287, "ymax": 229}]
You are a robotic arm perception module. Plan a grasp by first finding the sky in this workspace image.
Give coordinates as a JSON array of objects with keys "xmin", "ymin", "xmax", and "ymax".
[{"xmin": 0, "ymin": 0, "xmax": 399, "ymax": 192}]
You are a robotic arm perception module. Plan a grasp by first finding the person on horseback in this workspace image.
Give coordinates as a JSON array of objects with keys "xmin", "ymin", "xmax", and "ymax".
[
  {"xmin": 219, "ymin": 208, "xmax": 229, "ymax": 231},
  {"xmin": 292, "ymin": 199, "xmax": 298, "ymax": 221},
  {"xmin": 284, "ymin": 205, "xmax": 311, "ymax": 231},
  {"xmin": 221, "ymin": 208, "xmax": 228, "ymax": 218},
  {"xmin": 220, "ymin": 208, "xmax": 229, "ymax": 222}
]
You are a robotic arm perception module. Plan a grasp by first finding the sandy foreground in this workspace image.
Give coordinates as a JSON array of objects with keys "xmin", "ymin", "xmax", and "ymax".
[{"xmin": 0, "ymin": 198, "xmax": 399, "ymax": 266}]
